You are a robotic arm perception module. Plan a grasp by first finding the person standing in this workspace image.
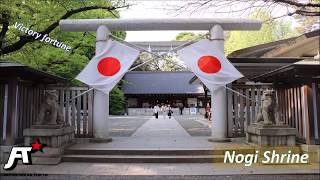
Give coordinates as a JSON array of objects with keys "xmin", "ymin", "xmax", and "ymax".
[
  {"xmin": 167, "ymin": 105, "xmax": 173, "ymax": 119},
  {"xmin": 161, "ymin": 104, "xmax": 167, "ymax": 119},
  {"xmin": 179, "ymin": 103, "xmax": 184, "ymax": 115},
  {"xmin": 153, "ymin": 104, "xmax": 159, "ymax": 119},
  {"xmin": 206, "ymin": 102, "xmax": 212, "ymax": 121}
]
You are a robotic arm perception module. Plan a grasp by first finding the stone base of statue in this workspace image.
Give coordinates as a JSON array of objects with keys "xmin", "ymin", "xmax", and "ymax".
[
  {"xmin": 23, "ymin": 125, "xmax": 74, "ymax": 164},
  {"xmin": 246, "ymin": 123, "xmax": 296, "ymax": 146}
]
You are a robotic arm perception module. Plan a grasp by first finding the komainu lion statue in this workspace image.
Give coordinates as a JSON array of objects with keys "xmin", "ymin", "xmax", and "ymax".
[
  {"xmin": 256, "ymin": 90, "xmax": 282, "ymax": 125},
  {"xmin": 36, "ymin": 90, "xmax": 65, "ymax": 125}
]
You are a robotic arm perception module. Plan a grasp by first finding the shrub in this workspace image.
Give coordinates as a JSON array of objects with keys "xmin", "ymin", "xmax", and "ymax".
[{"xmin": 109, "ymin": 85, "xmax": 125, "ymax": 115}]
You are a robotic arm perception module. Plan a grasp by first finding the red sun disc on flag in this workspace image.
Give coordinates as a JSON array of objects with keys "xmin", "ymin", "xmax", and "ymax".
[
  {"xmin": 97, "ymin": 57, "xmax": 121, "ymax": 76},
  {"xmin": 197, "ymin": 55, "xmax": 222, "ymax": 73}
]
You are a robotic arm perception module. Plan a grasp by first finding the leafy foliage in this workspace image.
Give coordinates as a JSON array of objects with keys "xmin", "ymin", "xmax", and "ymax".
[
  {"xmin": 175, "ymin": 10, "xmax": 299, "ymax": 55},
  {"xmin": 0, "ymin": 0, "xmax": 128, "ymax": 112},
  {"xmin": 132, "ymin": 52, "xmax": 185, "ymax": 71},
  {"xmin": 175, "ymin": 32, "xmax": 205, "ymax": 41},
  {"xmin": 0, "ymin": 0, "xmax": 126, "ymax": 84},
  {"xmin": 224, "ymin": 10, "xmax": 299, "ymax": 55},
  {"xmin": 109, "ymin": 85, "xmax": 125, "ymax": 115}
]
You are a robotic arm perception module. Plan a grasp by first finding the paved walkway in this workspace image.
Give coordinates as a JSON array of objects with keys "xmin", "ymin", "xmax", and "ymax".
[
  {"xmin": 70, "ymin": 116, "xmax": 219, "ymax": 149},
  {"xmin": 110, "ymin": 116, "xmax": 150, "ymax": 136},
  {"xmin": 69, "ymin": 115, "xmax": 249, "ymax": 149},
  {"xmin": 174, "ymin": 115, "xmax": 211, "ymax": 136},
  {"xmin": 132, "ymin": 116, "xmax": 190, "ymax": 137}
]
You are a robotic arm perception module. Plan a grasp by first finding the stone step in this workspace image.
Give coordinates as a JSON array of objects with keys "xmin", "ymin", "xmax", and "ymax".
[
  {"xmin": 63, "ymin": 146, "xmax": 306, "ymax": 164},
  {"xmin": 62, "ymin": 154, "xmax": 225, "ymax": 163},
  {"xmin": 64, "ymin": 148, "xmax": 255, "ymax": 156}
]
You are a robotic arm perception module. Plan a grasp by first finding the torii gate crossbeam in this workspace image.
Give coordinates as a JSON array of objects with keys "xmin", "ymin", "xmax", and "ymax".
[
  {"xmin": 59, "ymin": 18, "xmax": 261, "ymax": 142},
  {"xmin": 59, "ymin": 18, "xmax": 261, "ymax": 31}
]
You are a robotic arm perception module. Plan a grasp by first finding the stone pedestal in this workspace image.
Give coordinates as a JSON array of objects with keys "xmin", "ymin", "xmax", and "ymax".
[
  {"xmin": 246, "ymin": 123, "xmax": 296, "ymax": 146},
  {"xmin": 23, "ymin": 126, "xmax": 74, "ymax": 164}
]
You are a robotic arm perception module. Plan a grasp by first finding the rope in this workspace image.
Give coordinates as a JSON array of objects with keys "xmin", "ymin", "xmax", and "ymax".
[
  {"xmin": 59, "ymin": 88, "xmax": 94, "ymax": 105},
  {"xmin": 109, "ymin": 33, "xmax": 192, "ymax": 71},
  {"xmin": 224, "ymin": 86, "xmax": 261, "ymax": 104},
  {"xmin": 109, "ymin": 33, "xmax": 211, "ymax": 71},
  {"xmin": 61, "ymin": 33, "xmax": 264, "ymax": 104},
  {"xmin": 56, "ymin": 0, "xmax": 272, "ymax": 105},
  {"xmin": 60, "ymin": 34, "xmax": 205, "ymax": 104}
]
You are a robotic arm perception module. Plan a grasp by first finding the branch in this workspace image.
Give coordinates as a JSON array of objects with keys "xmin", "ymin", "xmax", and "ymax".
[
  {"xmin": 108, "ymin": 10, "xmax": 120, "ymax": 18},
  {"xmin": 0, "ymin": 13, "xmax": 9, "ymax": 48},
  {"xmin": 272, "ymin": 0, "xmax": 320, "ymax": 8},
  {"xmin": 1, "ymin": 5, "xmax": 129, "ymax": 55},
  {"xmin": 168, "ymin": 0, "xmax": 320, "ymax": 17},
  {"xmin": 296, "ymin": 9, "xmax": 320, "ymax": 16},
  {"xmin": 263, "ymin": 10, "xmax": 296, "ymax": 23}
]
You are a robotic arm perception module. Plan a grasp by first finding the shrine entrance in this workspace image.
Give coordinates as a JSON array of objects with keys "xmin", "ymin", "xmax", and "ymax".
[{"xmin": 59, "ymin": 18, "xmax": 261, "ymax": 142}]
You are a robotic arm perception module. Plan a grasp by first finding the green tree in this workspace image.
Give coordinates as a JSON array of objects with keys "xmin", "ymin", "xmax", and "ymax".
[
  {"xmin": 175, "ymin": 10, "xmax": 299, "ymax": 55},
  {"xmin": 138, "ymin": 32, "xmax": 206, "ymax": 71},
  {"xmin": 132, "ymin": 52, "xmax": 185, "ymax": 71},
  {"xmin": 109, "ymin": 85, "xmax": 125, "ymax": 115},
  {"xmin": 175, "ymin": 32, "xmax": 206, "ymax": 41},
  {"xmin": 131, "ymin": 52, "xmax": 161, "ymax": 71},
  {"xmin": 0, "ymin": 0, "xmax": 128, "ymax": 113},
  {"xmin": 224, "ymin": 10, "xmax": 299, "ymax": 55},
  {"xmin": 0, "ymin": 0, "xmax": 128, "ymax": 84}
]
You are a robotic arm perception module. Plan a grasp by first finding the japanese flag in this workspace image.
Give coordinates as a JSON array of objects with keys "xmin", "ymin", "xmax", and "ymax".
[
  {"xmin": 76, "ymin": 39, "xmax": 139, "ymax": 94},
  {"xmin": 177, "ymin": 39, "xmax": 243, "ymax": 91}
]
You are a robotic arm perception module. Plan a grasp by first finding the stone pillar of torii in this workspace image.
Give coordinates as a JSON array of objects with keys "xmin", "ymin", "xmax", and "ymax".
[{"xmin": 59, "ymin": 18, "xmax": 261, "ymax": 142}]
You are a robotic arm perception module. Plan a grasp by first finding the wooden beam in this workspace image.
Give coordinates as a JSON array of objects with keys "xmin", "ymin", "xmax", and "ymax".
[
  {"xmin": 0, "ymin": 83, "xmax": 6, "ymax": 144},
  {"xmin": 311, "ymin": 83, "xmax": 319, "ymax": 143},
  {"xmin": 5, "ymin": 78, "xmax": 18, "ymax": 145},
  {"xmin": 301, "ymin": 85, "xmax": 311, "ymax": 144},
  {"xmin": 227, "ymin": 88, "xmax": 233, "ymax": 137}
]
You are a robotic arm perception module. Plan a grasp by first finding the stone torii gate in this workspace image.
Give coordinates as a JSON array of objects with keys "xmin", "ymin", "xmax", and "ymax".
[{"xmin": 59, "ymin": 18, "xmax": 261, "ymax": 142}]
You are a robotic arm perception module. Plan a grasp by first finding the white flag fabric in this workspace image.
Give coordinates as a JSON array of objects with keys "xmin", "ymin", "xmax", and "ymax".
[
  {"xmin": 177, "ymin": 39, "xmax": 243, "ymax": 91},
  {"xmin": 76, "ymin": 39, "xmax": 139, "ymax": 94}
]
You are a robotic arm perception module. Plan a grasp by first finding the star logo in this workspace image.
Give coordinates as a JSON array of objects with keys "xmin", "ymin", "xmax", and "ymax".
[{"xmin": 30, "ymin": 138, "xmax": 46, "ymax": 153}]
